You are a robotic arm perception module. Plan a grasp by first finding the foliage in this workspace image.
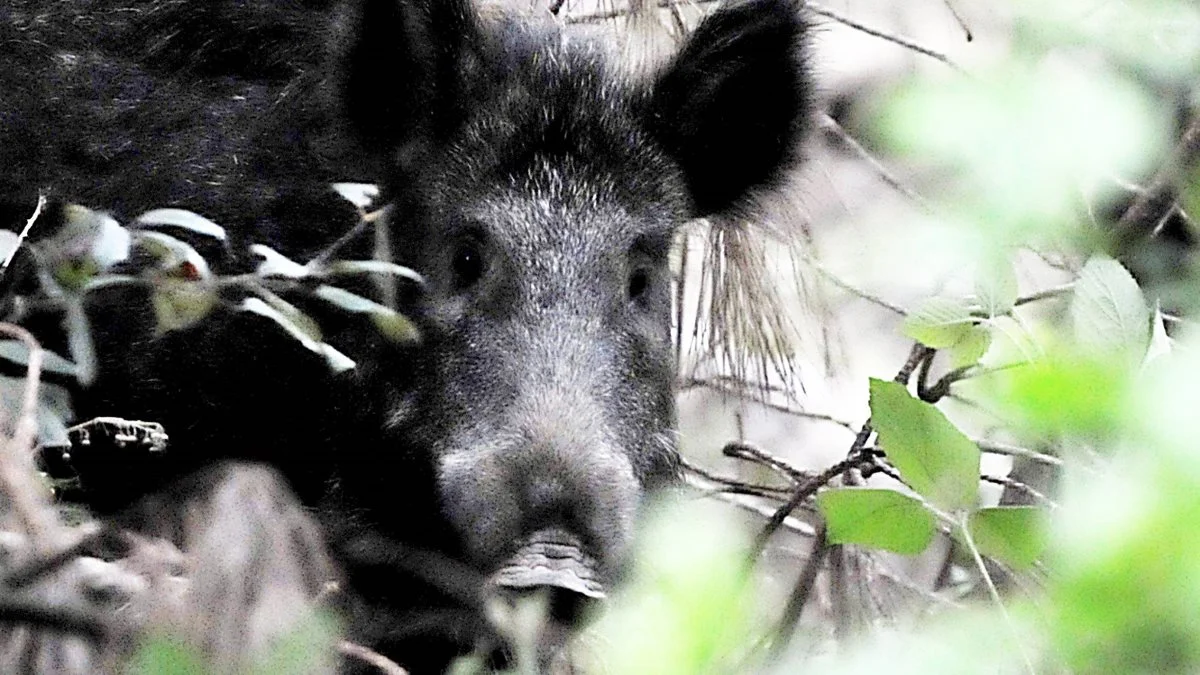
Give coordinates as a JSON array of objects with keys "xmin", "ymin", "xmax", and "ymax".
[{"xmin": 591, "ymin": 1, "xmax": 1200, "ymax": 674}]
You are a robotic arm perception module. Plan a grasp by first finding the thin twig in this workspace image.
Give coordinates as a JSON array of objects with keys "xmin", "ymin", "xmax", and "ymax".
[
  {"xmin": 974, "ymin": 440, "xmax": 1062, "ymax": 467},
  {"xmin": 0, "ymin": 195, "xmax": 46, "ymax": 282},
  {"xmin": 682, "ymin": 473, "xmax": 817, "ymax": 537},
  {"xmin": 1013, "ymin": 283, "xmax": 1074, "ymax": 307},
  {"xmin": 980, "ymin": 475, "xmax": 1057, "ymax": 509},
  {"xmin": 680, "ymin": 457, "xmax": 793, "ymax": 498},
  {"xmin": 808, "ymin": 2, "xmax": 962, "ymax": 71},
  {"xmin": 959, "ymin": 516, "xmax": 1039, "ymax": 675},
  {"xmin": 808, "ymin": 258, "xmax": 907, "ymax": 315},
  {"xmin": 682, "ymin": 377, "xmax": 857, "ymax": 432},
  {"xmin": 820, "ymin": 114, "xmax": 933, "ymax": 213},
  {"xmin": 940, "ymin": 0, "xmax": 973, "ymax": 42}
]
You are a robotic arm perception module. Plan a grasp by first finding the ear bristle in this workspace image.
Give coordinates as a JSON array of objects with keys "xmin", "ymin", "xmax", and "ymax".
[{"xmin": 647, "ymin": 0, "xmax": 812, "ymax": 216}]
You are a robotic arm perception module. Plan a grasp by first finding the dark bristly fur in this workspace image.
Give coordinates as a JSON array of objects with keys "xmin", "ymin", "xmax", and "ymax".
[{"xmin": 0, "ymin": 0, "xmax": 812, "ymax": 671}]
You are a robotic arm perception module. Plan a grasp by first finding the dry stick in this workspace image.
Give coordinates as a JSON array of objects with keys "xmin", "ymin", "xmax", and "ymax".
[
  {"xmin": 0, "ymin": 195, "xmax": 45, "ymax": 283},
  {"xmin": 1114, "ymin": 113, "xmax": 1200, "ymax": 253},
  {"xmin": 820, "ymin": 114, "xmax": 933, "ymax": 213},
  {"xmin": 0, "ymin": 324, "xmax": 60, "ymax": 552},
  {"xmin": 808, "ymin": 2, "xmax": 962, "ymax": 71}
]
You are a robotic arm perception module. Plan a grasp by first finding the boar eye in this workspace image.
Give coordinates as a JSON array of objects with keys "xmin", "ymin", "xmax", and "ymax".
[
  {"xmin": 628, "ymin": 268, "xmax": 651, "ymax": 302},
  {"xmin": 451, "ymin": 240, "xmax": 486, "ymax": 291}
]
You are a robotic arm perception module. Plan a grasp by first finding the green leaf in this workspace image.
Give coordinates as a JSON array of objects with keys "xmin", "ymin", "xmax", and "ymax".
[
  {"xmin": 949, "ymin": 325, "xmax": 992, "ymax": 369},
  {"xmin": 151, "ymin": 279, "xmax": 218, "ymax": 335},
  {"xmin": 249, "ymin": 287, "xmax": 322, "ymax": 343},
  {"xmin": 1145, "ymin": 303, "xmax": 1172, "ymax": 366},
  {"xmin": 902, "ymin": 297, "xmax": 976, "ymax": 350},
  {"xmin": 330, "ymin": 182, "xmax": 380, "ymax": 210},
  {"xmin": 974, "ymin": 257, "xmax": 1019, "ymax": 318},
  {"xmin": 0, "ymin": 340, "xmax": 78, "ymax": 377},
  {"xmin": 0, "ymin": 376, "xmax": 74, "ymax": 448},
  {"xmin": 818, "ymin": 488, "xmax": 937, "ymax": 555},
  {"xmin": 1069, "ymin": 255, "xmax": 1149, "ymax": 362},
  {"xmin": 238, "ymin": 298, "xmax": 355, "ymax": 373},
  {"xmin": 134, "ymin": 208, "xmax": 227, "ymax": 242},
  {"xmin": 313, "ymin": 285, "xmax": 420, "ymax": 344},
  {"xmin": 323, "ymin": 259, "xmax": 425, "ymax": 285},
  {"xmin": 251, "ymin": 244, "xmax": 309, "ymax": 279},
  {"xmin": 966, "ymin": 506, "xmax": 1048, "ymax": 569},
  {"xmin": 869, "ymin": 378, "xmax": 981, "ymax": 511}
]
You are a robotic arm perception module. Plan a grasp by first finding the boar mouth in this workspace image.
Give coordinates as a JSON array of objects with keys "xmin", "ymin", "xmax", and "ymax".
[{"xmin": 488, "ymin": 527, "xmax": 606, "ymax": 626}]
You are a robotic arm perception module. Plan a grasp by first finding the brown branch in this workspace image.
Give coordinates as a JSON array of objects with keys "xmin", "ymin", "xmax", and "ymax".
[
  {"xmin": 768, "ymin": 521, "xmax": 829, "ymax": 659},
  {"xmin": 722, "ymin": 441, "xmax": 808, "ymax": 484},
  {"xmin": 1114, "ymin": 113, "xmax": 1200, "ymax": 253}
]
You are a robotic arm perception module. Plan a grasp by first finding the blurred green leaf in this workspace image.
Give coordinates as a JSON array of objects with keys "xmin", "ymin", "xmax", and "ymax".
[
  {"xmin": 966, "ymin": 506, "xmax": 1048, "ymax": 570},
  {"xmin": 0, "ymin": 340, "xmax": 78, "ymax": 377},
  {"xmin": 877, "ymin": 57, "xmax": 1166, "ymax": 245},
  {"xmin": 313, "ymin": 285, "xmax": 420, "ymax": 344},
  {"xmin": 126, "ymin": 635, "xmax": 207, "ymax": 675},
  {"xmin": 1018, "ymin": 0, "xmax": 1200, "ymax": 80},
  {"xmin": 818, "ymin": 488, "xmax": 936, "ymax": 555},
  {"xmin": 248, "ymin": 611, "xmax": 338, "ymax": 675},
  {"xmin": 1069, "ymin": 255, "xmax": 1149, "ymax": 362},
  {"xmin": 330, "ymin": 182, "xmax": 380, "ymax": 210},
  {"xmin": 592, "ymin": 500, "xmax": 755, "ymax": 675},
  {"xmin": 134, "ymin": 208, "xmax": 228, "ymax": 242},
  {"xmin": 949, "ymin": 325, "xmax": 992, "ymax": 369},
  {"xmin": 870, "ymin": 378, "xmax": 980, "ymax": 511},
  {"xmin": 323, "ymin": 260, "xmax": 424, "ymax": 285},
  {"xmin": 990, "ymin": 349, "xmax": 1130, "ymax": 439},
  {"xmin": 973, "ymin": 257, "xmax": 1019, "ymax": 318},
  {"xmin": 152, "ymin": 279, "xmax": 218, "ymax": 335},
  {"xmin": 239, "ymin": 298, "xmax": 355, "ymax": 373},
  {"xmin": 1051, "ymin": 450, "xmax": 1200, "ymax": 673}
]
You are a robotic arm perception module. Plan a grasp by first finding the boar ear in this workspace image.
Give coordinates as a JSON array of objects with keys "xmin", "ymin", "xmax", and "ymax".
[
  {"xmin": 646, "ymin": 0, "xmax": 812, "ymax": 217},
  {"xmin": 338, "ymin": 0, "xmax": 482, "ymax": 155}
]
